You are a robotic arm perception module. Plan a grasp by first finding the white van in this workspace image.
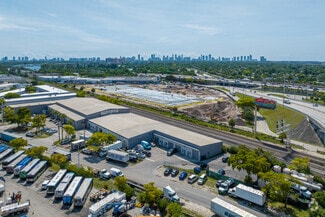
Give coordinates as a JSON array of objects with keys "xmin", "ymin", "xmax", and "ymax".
[
  {"xmin": 187, "ymin": 174, "xmax": 198, "ymax": 184},
  {"xmin": 109, "ymin": 168, "xmax": 124, "ymax": 177},
  {"xmin": 41, "ymin": 180, "xmax": 50, "ymax": 190},
  {"xmin": 198, "ymin": 174, "xmax": 208, "ymax": 185}
]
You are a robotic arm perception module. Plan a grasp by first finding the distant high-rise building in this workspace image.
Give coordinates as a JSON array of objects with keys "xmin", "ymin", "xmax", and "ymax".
[
  {"xmin": 260, "ymin": 56, "xmax": 267, "ymax": 62},
  {"xmin": 138, "ymin": 54, "xmax": 140, "ymax": 61}
]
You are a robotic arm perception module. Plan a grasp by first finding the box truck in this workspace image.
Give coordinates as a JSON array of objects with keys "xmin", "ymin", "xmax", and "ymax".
[
  {"xmin": 106, "ymin": 150, "xmax": 129, "ymax": 163},
  {"xmin": 228, "ymin": 184, "xmax": 266, "ymax": 206}
]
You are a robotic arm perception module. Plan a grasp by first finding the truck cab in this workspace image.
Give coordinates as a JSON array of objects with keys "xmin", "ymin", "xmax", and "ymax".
[
  {"xmin": 218, "ymin": 178, "xmax": 235, "ymax": 194},
  {"xmin": 99, "ymin": 169, "xmax": 111, "ymax": 179},
  {"xmin": 110, "ymin": 168, "xmax": 124, "ymax": 177},
  {"xmin": 291, "ymin": 183, "xmax": 312, "ymax": 199},
  {"xmin": 163, "ymin": 185, "xmax": 180, "ymax": 203}
]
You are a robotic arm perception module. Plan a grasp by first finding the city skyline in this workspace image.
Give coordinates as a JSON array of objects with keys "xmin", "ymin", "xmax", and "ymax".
[{"xmin": 1, "ymin": 0, "xmax": 325, "ymax": 61}]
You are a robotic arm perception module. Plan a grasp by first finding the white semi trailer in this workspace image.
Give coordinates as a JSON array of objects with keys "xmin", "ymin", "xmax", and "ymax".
[
  {"xmin": 228, "ymin": 184, "xmax": 266, "ymax": 206},
  {"xmin": 211, "ymin": 197, "xmax": 257, "ymax": 217}
]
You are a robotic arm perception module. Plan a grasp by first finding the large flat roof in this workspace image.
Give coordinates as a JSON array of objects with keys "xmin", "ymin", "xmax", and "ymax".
[
  {"xmin": 90, "ymin": 113, "xmax": 221, "ymax": 146},
  {"xmin": 57, "ymin": 97, "xmax": 129, "ymax": 116},
  {"xmin": 48, "ymin": 104, "xmax": 84, "ymax": 121}
]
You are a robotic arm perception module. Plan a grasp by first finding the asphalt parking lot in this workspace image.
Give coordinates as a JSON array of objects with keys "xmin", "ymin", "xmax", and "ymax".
[{"xmin": 0, "ymin": 119, "xmax": 250, "ymax": 216}]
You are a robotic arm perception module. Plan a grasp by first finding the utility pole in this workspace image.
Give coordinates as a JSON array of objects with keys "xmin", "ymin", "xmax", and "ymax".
[{"xmin": 254, "ymin": 105, "xmax": 257, "ymax": 137}]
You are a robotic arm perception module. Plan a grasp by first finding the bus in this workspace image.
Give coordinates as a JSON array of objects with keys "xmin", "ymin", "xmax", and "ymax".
[
  {"xmin": 26, "ymin": 161, "xmax": 48, "ymax": 183},
  {"xmin": 74, "ymin": 178, "xmax": 93, "ymax": 207},
  {"xmin": 62, "ymin": 176, "xmax": 83, "ymax": 205},
  {"xmin": 47, "ymin": 169, "xmax": 67, "ymax": 195},
  {"xmin": 52, "ymin": 148, "xmax": 71, "ymax": 161},
  {"xmin": 13, "ymin": 156, "xmax": 33, "ymax": 176},
  {"xmin": 0, "ymin": 144, "xmax": 8, "ymax": 153},
  {"xmin": 6, "ymin": 154, "xmax": 27, "ymax": 174},
  {"xmin": 54, "ymin": 172, "xmax": 75, "ymax": 199},
  {"xmin": 0, "ymin": 148, "xmax": 14, "ymax": 161},
  {"xmin": 19, "ymin": 158, "xmax": 41, "ymax": 179},
  {"xmin": 2, "ymin": 150, "xmax": 24, "ymax": 169}
]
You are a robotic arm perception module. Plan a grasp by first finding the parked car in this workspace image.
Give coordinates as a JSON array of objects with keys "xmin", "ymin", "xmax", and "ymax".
[
  {"xmin": 187, "ymin": 174, "xmax": 199, "ymax": 184},
  {"xmin": 171, "ymin": 169, "xmax": 179, "ymax": 177},
  {"xmin": 82, "ymin": 148, "xmax": 92, "ymax": 155},
  {"xmin": 222, "ymin": 156, "xmax": 229, "ymax": 163},
  {"xmin": 164, "ymin": 167, "xmax": 172, "ymax": 176},
  {"xmin": 25, "ymin": 132, "xmax": 35, "ymax": 137},
  {"xmin": 167, "ymin": 148, "xmax": 177, "ymax": 156},
  {"xmin": 179, "ymin": 171, "xmax": 188, "ymax": 181},
  {"xmin": 194, "ymin": 166, "xmax": 202, "ymax": 174},
  {"xmin": 217, "ymin": 169, "xmax": 225, "ymax": 175}
]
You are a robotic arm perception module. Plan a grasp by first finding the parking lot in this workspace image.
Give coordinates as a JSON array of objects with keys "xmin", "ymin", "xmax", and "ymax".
[{"xmin": 0, "ymin": 119, "xmax": 250, "ymax": 216}]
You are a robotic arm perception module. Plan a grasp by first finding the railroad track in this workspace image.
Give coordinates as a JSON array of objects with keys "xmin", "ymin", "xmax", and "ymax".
[{"xmin": 130, "ymin": 107, "xmax": 325, "ymax": 176}]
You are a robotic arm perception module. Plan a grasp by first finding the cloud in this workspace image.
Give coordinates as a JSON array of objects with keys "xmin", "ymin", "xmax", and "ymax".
[
  {"xmin": 0, "ymin": 16, "xmax": 37, "ymax": 31},
  {"xmin": 181, "ymin": 24, "xmax": 221, "ymax": 35}
]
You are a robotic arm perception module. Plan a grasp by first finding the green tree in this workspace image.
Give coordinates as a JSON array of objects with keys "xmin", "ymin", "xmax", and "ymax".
[
  {"xmin": 228, "ymin": 145, "xmax": 271, "ymax": 181},
  {"xmin": 314, "ymin": 191, "xmax": 325, "ymax": 208},
  {"xmin": 3, "ymin": 106, "xmax": 17, "ymax": 124},
  {"xmin": 86, "ymin": 132, "xmax": 116, "ymax": 147},
  {"xmin": 9, "ymin": 138, "xmax": 28, "ymax": 150},
  {"xmin": 279, "ymin": 132, "xmax": 287, "ymax": 143},
  {"xmin": 77, "ymin": 91, "xmax": 86, "ymax": 97},
  {"xmin": 91, "ymin": 88, "xmax": 96, "ymax": 94},
  {"xmin": 166, "ymin": 202, "xmax": 182, "ymax": 217},
  {"xmin": 32, "ymin": 114, "xmax": 47, "ymax": 133},
  {"xmin": 236, "ymin": 97, "xmax": 255, "ymax": 108},
  {"xmin": 228, "ymin": 118, "xmax": 235, "ymax": 132},
  {"xmin": 25, "ymin": 146, "xmax": 48, "ymax": 158},
  {"xmin": 309, "ymin": 203, "xmax": 325, "ymax": 217},
  {"xmin": 4, "ymin": 92, "xmax": 20, "ymax": 99},
  {"xmin": 138, "ymin": 182, "xmax": 163, "ymax": 206},
  {"xmin": 63, "ymin": 124, "xmax": 76, "ymax": 139},
  {"xmin": 16, "ymin": 107, "xmax": 31, "ymax": 127},
  {"xmin": 288, "ymin": 157, "xmax": 310, "ymax": 174},
  {"xmin": 157, "ymin": 198, "xmax": 169, "ymax": 212},
  {"xmin": 25, "ymin": 86, "xmax": 36, "ymax": 93},
  {"xmin": 50, "ymin": 153, "xmax": 67, "ymax": 166},
  {"xmin": 258, "ymin": 171, "xmax": 292, "ymax": 208}
]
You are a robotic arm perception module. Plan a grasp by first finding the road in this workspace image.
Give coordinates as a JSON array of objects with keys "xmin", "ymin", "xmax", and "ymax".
[{"xmin": 235, "ymin": 87, "xmax": 325, "ymax": 130}]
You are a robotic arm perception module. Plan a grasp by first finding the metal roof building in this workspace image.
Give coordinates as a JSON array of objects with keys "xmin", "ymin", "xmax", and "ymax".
[{"xmin": 89, "ymin": 113, "xmax": 223, "ymax": 162}]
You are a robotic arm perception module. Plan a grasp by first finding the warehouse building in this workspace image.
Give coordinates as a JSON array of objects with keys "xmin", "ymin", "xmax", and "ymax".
[
  {"xmin": 89, "ymin": 113, "xmax": 223, "ymax": 162},
  {"xmin": 48, "ymin": 97, "xmax": 130, "ymax": 130}
]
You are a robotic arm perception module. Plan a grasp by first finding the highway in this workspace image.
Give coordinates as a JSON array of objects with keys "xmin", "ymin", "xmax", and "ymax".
[{"xmin": 234, "ymin": 88, "xmax": 325, "ymax": 131}]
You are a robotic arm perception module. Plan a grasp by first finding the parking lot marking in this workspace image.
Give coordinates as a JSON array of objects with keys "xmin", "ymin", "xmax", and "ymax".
[{"xmin": 145, "ymin": 158, "xmax": 155, "ymax": 162}]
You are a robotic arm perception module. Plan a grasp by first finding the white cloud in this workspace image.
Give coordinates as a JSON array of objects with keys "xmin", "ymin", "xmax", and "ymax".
[
  {"xmin": 0, "ymin": 16, "xmax": 37, "ymax": 31},
  {"xmin": 181, "ymin": 24, "xmax": 221, "ymax": 35}
]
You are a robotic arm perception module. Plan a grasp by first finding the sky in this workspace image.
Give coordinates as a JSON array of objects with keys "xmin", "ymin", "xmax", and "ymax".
[{"xmin": 0, "ymin": 0, "xmax": 325, "ymax": 61}]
